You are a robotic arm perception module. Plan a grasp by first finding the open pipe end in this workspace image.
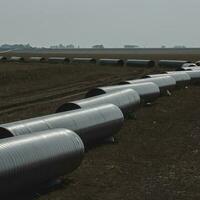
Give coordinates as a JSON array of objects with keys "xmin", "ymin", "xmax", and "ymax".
[
  {"xmin": 118, "ymin": 60, "xmax": 124, "ymax": 66},
  {"xmin": 118, "ymin": 81, "xmax": 131, "ymax": 85},
  {"xmin": 0, "ymin": 127, "xmax": 14, "ymax": 139},
  {"xmin": 148, "ymin": 61, "xmax": 156, "ymax": 67},
  {"xmin": 85, "ymin": 89, "xmax": 106, "ymax": 98},
  {"xmin": 56, "ymin": 103, "xmax": 81, "ymax": 113}
]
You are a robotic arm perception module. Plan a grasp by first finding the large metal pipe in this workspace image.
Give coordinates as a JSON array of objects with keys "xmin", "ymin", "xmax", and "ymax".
[
  {"xmin": 48, "ymin": 57, "xmax": 70, "ymax": 63},
  {"xmin": 166, "ymin": 71, "xmax": 200, "ymax": 82},
  {"xmin": 126, "ymin": 59, "xmax": 155, "ymax": 67},
  {"xmin": 119, "ymin": 76, "xmax": 176, "ymax": 93},
  {"xmin": 0, "ymin": 129, "xmax": 84, "ymax": 196},
  {"xmin": 98, "ymin": 59, "xmax": 124, "ymax": 66},
  {"xmin": 176, "ymin": 66, "xmax": 200, "ymax": 71},
  {"xmin": 181, "ymin": 63, "xmax": 197, "ymax": 68},
  {"xmin": 9, "ymin": 56, "xmax": 25, "ymax": 62},
  {"xmin": 29, "ymin": 56, "xmax": 46, "ymax": 62},
  {"xmin": 56, "ymin": 89, "xmax": 140, "ymax": 115},
  {"xmin": 0, "ymin": 104, "xmax": 124, "ymax": 145},
  {"xmin": 158, "ymin": 60, "xmax": 190, "ymax": 68},
  {"xmin": 0, "ymin": 56, "xmax": 7, "ymax": 61},
  {"xmin": 145, "ymin": 72, "xmax": 191, "ymax": 86},
  {"xmin": 72, "ymin": 58, "xmax": 96, "ymax": 64},
  {"xmin": 182, "ymin": 70, "xmax": 200, "ymax": 81},
  {"xmin": 85, "ymin": 82, "xmax": 160, "ymax": 103}
]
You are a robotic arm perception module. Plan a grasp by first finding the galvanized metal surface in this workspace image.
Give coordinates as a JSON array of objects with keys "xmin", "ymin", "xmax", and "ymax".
[
  {"xmin": 0, "ymin": 129, "xmax": 84, "ymax": 196},
  {"xmin": 119, "ymin": 76, "xmax": 176, "ymax": 92},
  {"xmin": 29, "ymin": 57, "xmax": 46, "ymax": 62},
  {"xmin": 158, "ymin": 60, "xmax": 190, "ymax": 68},
  {"xmin": 56, "ymin": 89, "xmax": 140, "ymax": 115},
  {"xmin": 98, "ymin": 59, "xmax": 124, "ymax": 66},
  {"xmin": 183, "ymin": 70, "xmax": 200, "ymax": 81},
  {"xmin": 126, "ymin": 59, "xmax": 155, "ymax": 67},
  {"xmin": 0, "ymin": 104, "xmax": 124, "ymax": 145},
  {"xmin": 145, "ymin": 72, "xmax": 191, "ymax": 86},
  {"xmin": 177, "ymin": 66, "xmax": 200, "ymax": 71},
  {"xmin": 85, "ymin": 82, "xmax": 160, "ymax": 103},
  {"xmin": 72, "ymin": 58, "xmax": 96, "ymax": 64},
  {"xmin": 9, "ymin": 56, "xmax": 24, "ymax": 62},
  {"xmin": 181, "ymin": 63, "xmax": 197, "ymax": 68},
  {"xmin": 48, "ymin": 57, "xmax": 70, "ymax": 63}
]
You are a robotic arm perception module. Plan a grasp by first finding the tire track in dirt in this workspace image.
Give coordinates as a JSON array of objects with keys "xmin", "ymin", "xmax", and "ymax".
[{"xmin": 0, "ymin": 74, "xmax": 135, "ymax": 115}]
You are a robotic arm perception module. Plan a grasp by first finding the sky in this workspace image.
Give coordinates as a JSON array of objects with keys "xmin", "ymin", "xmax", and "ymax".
[{"xmin": 0, "ymin": 0, "xmax": 199, "ymax": 48}]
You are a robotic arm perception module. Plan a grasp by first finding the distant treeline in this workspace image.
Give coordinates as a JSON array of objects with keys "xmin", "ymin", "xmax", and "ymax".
[{"xmin": 0, "ymin": 43, "xmax": 189, "ymax": 51}]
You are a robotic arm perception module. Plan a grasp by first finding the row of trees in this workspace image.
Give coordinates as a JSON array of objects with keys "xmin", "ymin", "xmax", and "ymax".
[{"xmin": 0, "ymin": 43, "xmax": 187, "ymax": 50}]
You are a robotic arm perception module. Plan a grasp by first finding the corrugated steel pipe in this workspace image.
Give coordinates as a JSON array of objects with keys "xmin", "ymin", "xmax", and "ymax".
[
  {"xmin": 85, "ymin": 82, "xmax": 160, "ymax": 103},
  {"xmin": 144, "ymin": 72, "xmax": 191, "ymax": 87},
  {"xmin": 165, "ymin": 70, "xmax": 200, "ymax": 83},
  {"xmin": 158, "ymin": 60, "xmax": 190, "ymax": 68},
  {"xmin": 0, "ymin": 104, "xmax": 124, "ymax": 145},
  {"xmin": 29, "ymin": 57, "xmax": 46, "ymax": 62},
  {"xmin": 0, "ymin": 56, "xmax": 7, "ymax": 61},
  {"xmin": 56, "ymin": 89, "xmax": 140, "ymax": 115},
  {"xmin": 9, "ymin": 56, "xmax": 25, "ymax": 62},
  {"xmin": 126, "ymin": 59, "xmax": 155, "ymax": 67},
  {"xmin": 98, "ymin": 59, "xmax": 124, "ymax": 66},
  {"xmin": 72, "ymin": 58, "xmax": 96, "ymax": 64},
  {"xmin": 119, "ymin": 76, "xmax": 176, "ymax": 93},
  {"xmin": 48, "ymin": 57, "xmax": 70, "ymax": 63},
  {"xmin": 181, "ymin": 63, "xmax": 197, "ymax": 68},
  {"xmin": 181, "ymin": 70, "xmax": 200, "ymax": 82},
  {"xmin": 176, "ymin": 66, "xmax": 200, "ymax": 71},
  {"xmin": 0, "ymin": 129, "xmax": 84, "ymax": 197}
]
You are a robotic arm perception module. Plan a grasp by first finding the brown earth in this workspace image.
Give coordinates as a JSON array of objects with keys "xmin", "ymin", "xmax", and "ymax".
[{"xmin": 0, "ymin": 54, "xmax": 200, "ymax": 200}]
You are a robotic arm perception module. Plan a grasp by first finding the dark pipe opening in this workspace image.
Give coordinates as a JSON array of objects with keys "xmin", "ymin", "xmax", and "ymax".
[
  {"xmin": 0, "ymin": 127, "xmax": 14, "ymax": 139},
  {"xmin": 90, "ymin": 59, "xmax": 96, "ymax": 63},
  {"xmin": 118, "ymin": 81, "xmax": 130, "ymax": 85},
  {"xmin": 85, "ymin": 89, "xmax": 106, "ymax": 98},
  {"xmin": 118, "ymin": 60, "xmax": 124, "ymax": 66},
  {"xmin": 0, "ymin": 56, "xmax": 7, "ymax": 61},
  {"xmin": 64, "ymin": 58, "xmax": 70, "ymax": 63},
  {"xmin": 148, "ymin": 61, "xmax": 155, "ymax": 67},
  {"xmin": 56, "ymin": 103, "xmax": 81, "ymax": 113}
]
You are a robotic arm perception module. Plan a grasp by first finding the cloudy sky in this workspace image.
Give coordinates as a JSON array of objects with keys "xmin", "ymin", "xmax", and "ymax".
[{"xmin": 0, "ymin": 0, "xmax": 199, "ymax": 47}]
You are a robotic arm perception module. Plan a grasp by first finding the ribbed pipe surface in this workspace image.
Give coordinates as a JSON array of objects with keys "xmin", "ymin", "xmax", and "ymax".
[
  {"xmin": 145, "ymin": 72, "xmax": 191, "ymax": 86},
  {"xmin": 184, "ymin": 70, "xmax": 200, "ymax": 81},
  {"xmin": 170, "ymin": 70, "xmax": 200, "ymax": 81},
  {"xmin": 181, "ymin": 63, "xmax": 197, "ymax": 68},
  {"xmin": 177, "ymin": 67, "xmax": 200, "ymax": 71},
  {"xmin": 85, "ymin": 82, "xmax": 160, "ymax": 103},
  {"xmin": 0, "ymin": 129, "xmax": 84, "ymax": 196},
  {"xmin": 56, "ymin": 89, "xmax": 140, "ymax": 115},
  {"xmin": 119, "ymin": 76, "xmax": 176, "ymax": 92},
  {"xmin": 0, "ymin": 104, "xmax": 124, "ymax": 145}
]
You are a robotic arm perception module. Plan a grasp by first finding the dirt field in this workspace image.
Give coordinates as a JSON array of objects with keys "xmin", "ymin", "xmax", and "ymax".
[{"xmin": 0, "ymin": 54, "xmax": 200, "ymax": 200}]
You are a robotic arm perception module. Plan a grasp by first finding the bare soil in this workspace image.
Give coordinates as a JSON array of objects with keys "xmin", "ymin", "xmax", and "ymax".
[{"xmin": 0, "ymin": 53, "xmax": 200, "ymax": 200}]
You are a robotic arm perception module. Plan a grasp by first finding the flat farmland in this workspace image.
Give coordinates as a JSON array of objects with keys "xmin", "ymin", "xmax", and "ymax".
[{"xmin": 0, "ymin": 53, "xmax": 200, "ymax": 200}]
